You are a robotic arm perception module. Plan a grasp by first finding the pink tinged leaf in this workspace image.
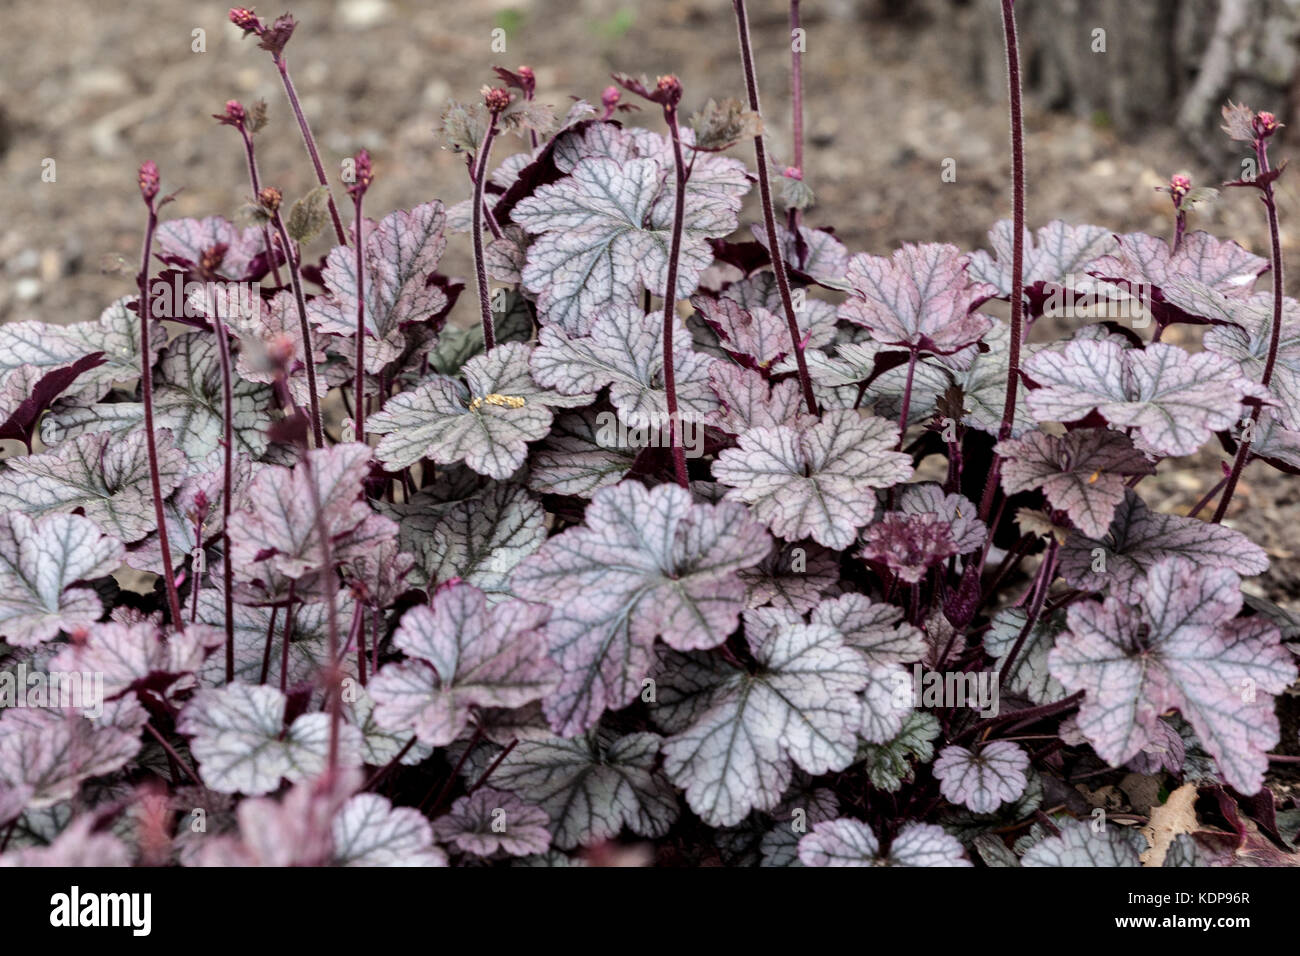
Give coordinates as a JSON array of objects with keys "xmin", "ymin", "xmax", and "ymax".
[
  {"xmin": 0, "ymin": 298, "xmax": 162, "ymax": 405},
  {"xmin": 1049, "ymin": 557, "xmax": 1296, "ymax": 794},
  {"xmin": 895, "ymin": 483, "xmax": 986, "ymax": 554},
  {"xmin": 491, "ymin": 730, "xmax": 679, "ymax": 850},
  {"xmin": 713, "ymin": 409, "xmax": 912, "ymax": 550},
  {"xmin": 707, "ymin": 363, "xmax": 811, "ymax": 434},
  {"xmin": 660, "ymin": 612, "xmax": 870, "ymax": 826},
  {"xmin": 176, "ymin": 682, "xmax": 363, "ymax": 795},
  {"xmin": 529, "ymin": 304, "xmax": 719, "ymax": 428},
  {"xmin": 527, "ymin": 409, "xmax": 637, "ymax": 498},
  {"xmin": 0, "ymin": 814, "xmax": 132, "ymax": 868},
  {"xmin": 312, "ymin": 201, "xmax": 449, "ymax": 373},
  {"xmin": 512, "ymin": 481, "xmax": 768, "ymax": 736},
  {"xmin": 934, "ymin": 742, "xmax": 1030, "ymax": 814},
  {"xmin": 839, "ymin": 243, "xmax": 994, "ymax": 357},
  {"xmin": 0, "ymin": 429, "xmax": 185, "ymax": 543},
  {"xmin": 154, "ymin": 215, "xmax": 274, "ymax": 281},
  {"xmin": 0, "ymin": 699, "xmax": 146, "ymax": 809},
  {"xmin": 368, "ymin": 342, "xmax": 591, "ymax": 478},
  {"xmin": 431, "ymin": 788, "xmax": 551, "ymax": 857},
  {"xmin": 1058, "ymin": 490, "xmax": 1267, "ymax": 604},
  {"xmin": 691, "ymin": 293, "xmax": 796, "ymax": 369},
  {"xmin": 721, "ymin": 272, "xmax": 839, "ymax": 352},
  {"xmin": 1023, "ymin": 339, "xmax": 1268, "ymax": 457},
  {"xmin": 967, "ymin": 220, "xmax": 1117, "ymax": 299},
  {"xmin": 1095, "ymin": 230, "xmax": 1267, "ymax": 299},
  {"xmin": 369, "ymin": 581, "xmax": 556, "ymax": 747},
  {"xmin": 997, "ymin": 429, "xmax": 1155, "ymax": 538},
  {"xmin": 738, "ymin": 542, "xmax": 839, "ymax": 614},
  {"xmin": 0, "ymin": 512, "xmax": 124, "ymax": 647},
  {"xmin": 1196, "ymin": 290, "xmax": 1300, "ymax": 430},
  {"xmin": 49, "ymin": 621, "xmax": 222, "ymax": 701},
  {"xmin": 798, "ymin": 819, "xmax": 971, "ymax": 867},
  {"xmin": 229, "ymin": 443, "xmax": 373, "ymax": 579},
  {"xmin": 512, "ymin": 157, "xmax": 681, "ymax": 334},
  {"xmin": 1020, "ymin": 818, "xmax": 1145, "ymax": 866},
  {"xmin": 752, "ymin": 222, "xmax": 852, "ymax": 290},
  {"xmin": 331, "ymin": 793, "xmax": 448, "ymax": 866}
]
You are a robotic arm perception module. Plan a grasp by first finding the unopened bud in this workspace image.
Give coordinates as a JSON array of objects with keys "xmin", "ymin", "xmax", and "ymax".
[
  {"xmin": 1254, "ymin": 111, "xmax": 1280, "ymax": 138},
  {"xmin": 229, "ymin": 6, "xmax": 262, "ymax": 33},
  {"xmin": 600, "ymin": 85, "xmax": 621, "ymax": 118},
  {"xmin": 483, "ymin": 86, "xmax": 512, "ymax": 114},
  {"xmin": 656, "ymin": 74, "xmax": 683, "ymax": 108},
  {"xmin": 346, "ymin": 148, "xmax": 373, "ymax": 199},
  {"xmin": 215, "ymin": 99, "xmax": 246, "ymax": 128},
  {"xmin": 258, "ymin": 186, "xmax": 282, "ymax": 214},
  {"xmin": 138, "ymin": 161, "xmax": 160, "ymax": 203}
]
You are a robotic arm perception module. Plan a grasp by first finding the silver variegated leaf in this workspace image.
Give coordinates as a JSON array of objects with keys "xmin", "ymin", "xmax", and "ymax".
[
  {"xmin": 491, "ymin": 729, "xmax": 679, "ymax": 850},
  {"xmin": 0, "ymin": 513, "xmax": 124, "ymax": 647},
  {"xmin": 661, "ymin": 610, "xmax": 870, "ymax": 826},
  {"xmin": 712, "ymin": 409, "xmax": 912, "ymax": 549},
  {"xmin": 934, "ymin": 741, "xmax": 1030, "ymax": 813},
  {"xmin": 369, "ymin": 343, "xmax": 592, "ymax": 478},
  {"xmin": 512, "ymin": 481, "xmax": 769, "ymax": 736},
  {"xmin": 799, "ymin": 819, "xmax": 971, "ymax": 867},
  {"xmin": 177, "ymin": 682, "xmax": 362, "ymax": 795},
  {"xmin": 0, "ymin": 429, "xmax": 185, "ymax": 542}
]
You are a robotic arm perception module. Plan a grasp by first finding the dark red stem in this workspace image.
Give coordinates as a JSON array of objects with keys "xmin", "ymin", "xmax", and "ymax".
[
  {"xmin": 662, "ymin": 103, "xmax": 691, "ymax": 488},
  {"xmin": 352, "ymin": 191, "xmax": 367, "ymax": 443},
  {"xmin": 137, "ymin": 202, "xmax": 184, "ymax": 626},
  {"xmin": 733, "ymin": 0, "xmax": 819, "ymax": 417},
  {"xmin": 273, "ymin": 54, "xmax": 347, "ymax": 247},
  {"xmin": 1213, "ymin": 136, "xmax": 1285, "ymax": 523},
  {"xmin": 269, "ymin": 212, "xmax": 325, "ymax": 448},
  {"xmin": 980, "ymin": 0, "xmax": 1026, "ymax": 523},
  {"xmin": 472, "ymin": 113, "xmax": 502, "ymax": 351}
]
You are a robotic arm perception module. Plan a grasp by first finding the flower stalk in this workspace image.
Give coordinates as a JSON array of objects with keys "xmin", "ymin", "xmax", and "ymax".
[
  {"xmin": 135, "ymin": 162, "xmax": 185, "ymax": 626},
  {"xmin": 229, "ymin": 8, "xmax": 348, "ymax": 247},
  {"xmin": 978, "ymin": 0, "xmax": 1026, "ymax": 523},
  {"xmin": 473, "ymin": 89, "xmax": 509, "ymax": 351},
  {"xmin": 1213, "ymin": 109, "xmax": 1285, "ymax": 523},
  {"xmin": 732, "ymin": 0, "xmax": 819, "ymax": 418},
  {"xmin": 261, "ymin": 186, "xmax": 326, "ymax": 448}
]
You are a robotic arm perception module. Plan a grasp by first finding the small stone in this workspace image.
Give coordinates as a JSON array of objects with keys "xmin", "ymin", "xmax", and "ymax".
[{"xmin": 14, "ymin": 278, "xmax": 42, "ymax": 302}]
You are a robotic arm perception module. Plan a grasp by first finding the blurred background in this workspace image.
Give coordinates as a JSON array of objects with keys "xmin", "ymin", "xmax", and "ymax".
[{"xmin": 1, "ymin": 0, "xmax": 1299, "ymax": 605}]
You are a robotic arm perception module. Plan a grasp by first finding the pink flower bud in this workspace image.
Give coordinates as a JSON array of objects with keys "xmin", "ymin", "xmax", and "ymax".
[
  {"xmin": 138, "ymin": 161, "xmax": 160, "ymax": 203},
  {"xmin": 1253, "ymin": 111, "xmax": 1280, "ymax": 138},
  {"xmin": 483, "ymin": 86, "xmax": 512, "ymax": 114},
  {"xmin": 228, "ymin": 7, "xmax": 262, "ymax": 33}
]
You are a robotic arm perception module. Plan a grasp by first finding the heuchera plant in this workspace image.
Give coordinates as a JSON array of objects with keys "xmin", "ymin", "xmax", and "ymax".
[{"xmin": 2, "ymin": 0, "xmax": 1299, "ymax": 869}]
